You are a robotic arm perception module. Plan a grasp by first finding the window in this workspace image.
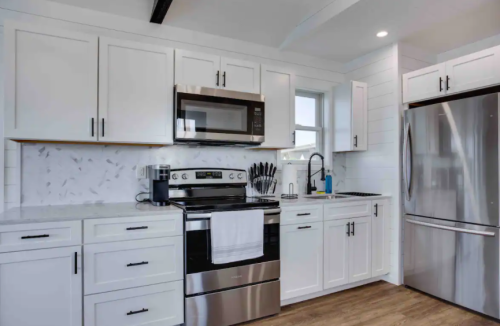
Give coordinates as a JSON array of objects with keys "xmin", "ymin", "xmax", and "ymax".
[{"xmin": 280, "ymin": 90, "xmax": 323, "ymax": 164}]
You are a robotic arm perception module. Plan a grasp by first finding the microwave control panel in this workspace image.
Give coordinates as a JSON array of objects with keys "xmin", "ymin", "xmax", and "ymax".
[{"xmin": 253, "ymin": 107, "xmax": 264, "ymax": 134}]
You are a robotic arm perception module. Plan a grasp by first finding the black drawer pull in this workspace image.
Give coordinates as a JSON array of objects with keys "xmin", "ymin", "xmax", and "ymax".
[
  {"xmin": 374, "ymin": 203, "xmax": 379, "ymax": 217},
  {"xmin": 297, "ymin": 213, "xmax": 311, "ymax": 216},
  {"xmin": 21, "ymin": 234, "xmax": 50, "ymax": 239},
  {"xmin": 126, "ymin": 226, "xmax": 148, "ymax": 231},
  {"xmin": 75, "ymin": 252, "xmax": 78, "ymax": 275},
  {"xmin": 351, "ymin": 222, "xmax": 355, "ymax": 236},
  {"xmin": 346, "ymin": 222, "xmax": 350, "ymax": 237},
  {"xmin": 127, "ymin": 261, "xmax": 149, "ymax": 267},
  {"xmin": 298, "ymin": 226, "xmax": 311, "ymax": 230},
  {"xmin": 127, "ymin": 308, "xmax": 149, "ymax": 316}
]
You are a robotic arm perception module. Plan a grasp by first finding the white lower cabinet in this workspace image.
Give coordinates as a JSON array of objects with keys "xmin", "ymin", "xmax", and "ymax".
[
  {"xmin": 371, "ymin": 199, "xmax": 390, "ymax": 277},
  {"xmin": 0, "ymin": 246, "xmax": 82, "ymax": 326},
  {"xmin": 348, "ymin": 216, "xmax": 372, "ymax": 283},
  {"xmin": 323, "ymin": 219, "xmax": 349, "ymax": 289},
  {"xmin": 84, "ymin": 281, "xmax": 184, "ymax": 326},
  {"xmin": 280, "ymin": 222, "xmax": 323, "ymax": 300}
]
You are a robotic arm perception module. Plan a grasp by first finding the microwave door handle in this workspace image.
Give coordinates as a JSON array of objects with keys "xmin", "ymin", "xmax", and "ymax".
[{"xmin": 403, "ymin": 122, "xmax": 412, "ymax": 201}]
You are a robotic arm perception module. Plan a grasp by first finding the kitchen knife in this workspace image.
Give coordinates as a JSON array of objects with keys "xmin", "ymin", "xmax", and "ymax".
[
  {"xmin": 264, "ymin": 163, "xmax": 269, "ymax": 193},
  {"xmin": 268, "ymin": 163, "xmax": 274, "ymax": 193},
  {"xmin": 270, "ymin": 165, "xmax": 277, "ymax": 193}
]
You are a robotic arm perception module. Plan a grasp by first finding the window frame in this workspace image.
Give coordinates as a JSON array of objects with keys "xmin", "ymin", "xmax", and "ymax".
[{"xmin": 279, "ymin": 90, "xmax": 324, "ymax": 167}]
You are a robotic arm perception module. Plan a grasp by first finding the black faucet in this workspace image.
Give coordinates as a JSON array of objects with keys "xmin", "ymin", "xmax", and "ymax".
[{"xmin": 307, "ymin": 152, "xmax": 325, "ymax": 195}]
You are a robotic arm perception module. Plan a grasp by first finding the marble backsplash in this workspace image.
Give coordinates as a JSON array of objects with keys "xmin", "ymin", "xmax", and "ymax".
[{"xmin": 20, "ymin": 143, "xmax": 345, "ymax": 206}]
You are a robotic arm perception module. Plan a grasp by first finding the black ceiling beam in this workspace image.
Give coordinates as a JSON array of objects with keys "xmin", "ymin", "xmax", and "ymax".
[{"xmin": 150, "ymin": 0, "xmax": 173, "ymax": 24}]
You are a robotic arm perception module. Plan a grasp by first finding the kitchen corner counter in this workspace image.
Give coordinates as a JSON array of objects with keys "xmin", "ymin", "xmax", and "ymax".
[
  {"xmin": 0, "ymin": 202, "xmax": 184, "ymax": 225},
  {"xmin": 274, "ymin": 194, "xmax": 391, "ymax": 207}
]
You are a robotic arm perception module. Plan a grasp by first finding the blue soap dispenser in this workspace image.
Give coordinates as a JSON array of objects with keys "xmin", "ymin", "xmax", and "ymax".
[{"xmin": 325, "ymin": 170, "xmax": 333, "ymax": 194}]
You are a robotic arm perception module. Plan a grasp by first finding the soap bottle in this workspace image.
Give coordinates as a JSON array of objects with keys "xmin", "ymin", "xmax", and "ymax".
[{"xmin": 325, "ymin": 170, "xmax": 332, "ymax": 194}]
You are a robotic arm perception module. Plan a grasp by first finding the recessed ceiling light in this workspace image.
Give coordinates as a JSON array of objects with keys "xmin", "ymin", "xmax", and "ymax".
[{"xmin": 377, "ymin": 31, "xmax": 388, "ymax": 38}]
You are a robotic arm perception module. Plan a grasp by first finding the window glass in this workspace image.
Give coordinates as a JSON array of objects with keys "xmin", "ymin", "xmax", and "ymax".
[{"xmin": 295, "ymin": 96, "xmax": 317, "ymax": 127}]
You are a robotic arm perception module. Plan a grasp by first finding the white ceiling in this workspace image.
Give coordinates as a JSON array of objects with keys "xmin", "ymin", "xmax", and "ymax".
[{"xmin": 46, "ymin": 0, "xmax": 500, "ymax": 63}]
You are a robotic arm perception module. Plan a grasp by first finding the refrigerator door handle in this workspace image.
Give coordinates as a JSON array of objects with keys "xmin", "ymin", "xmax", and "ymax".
[
  {"xmin": 406, "ymin": 219, "xmax": 496, "ymax": 237},
  {"xmin": 403, "ymin": 123, "xmax": 412, "ymax": 201}
]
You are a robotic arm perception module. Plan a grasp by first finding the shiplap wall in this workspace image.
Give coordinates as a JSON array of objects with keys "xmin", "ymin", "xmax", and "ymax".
[{"xmin": 343, "ymin": 44, "xmax": 401, "ymax": 284}]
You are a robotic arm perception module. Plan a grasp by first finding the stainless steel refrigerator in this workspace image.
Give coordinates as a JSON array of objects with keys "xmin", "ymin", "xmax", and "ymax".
[{"xmin": 403, "ymin": 90, "xmax": 500, "ymax": 319}]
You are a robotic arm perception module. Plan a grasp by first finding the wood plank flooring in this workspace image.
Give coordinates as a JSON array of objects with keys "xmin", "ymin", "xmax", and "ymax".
[{"xmin": 246, "ymin": 281, "xmax": 499, "ymax": 326}]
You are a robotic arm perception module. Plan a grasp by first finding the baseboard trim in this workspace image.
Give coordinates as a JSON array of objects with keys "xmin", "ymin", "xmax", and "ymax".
[{"xmin": 280, "ymin": 276, "xmax": 385, "ymax": 306}]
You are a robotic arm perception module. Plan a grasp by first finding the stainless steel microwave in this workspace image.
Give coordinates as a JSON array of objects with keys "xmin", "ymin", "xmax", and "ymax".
[{"xmin": 174, "ymin": 85, "xmax": 265, "ymax": 146}]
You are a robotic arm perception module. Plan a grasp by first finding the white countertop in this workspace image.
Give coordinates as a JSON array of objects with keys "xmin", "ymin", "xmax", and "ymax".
[
  {"xmin": 0, "ymin": 202, "xmax": 183, "ymax": 225},
  {"xmin": 271, "ymin": 194, "xmax": 391, "ymax": 207}
]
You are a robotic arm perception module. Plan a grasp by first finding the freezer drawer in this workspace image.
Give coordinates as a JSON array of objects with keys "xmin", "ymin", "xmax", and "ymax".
[{"xmin": 404, "ymin": 215, "xmax": 500, "ymax": 318}]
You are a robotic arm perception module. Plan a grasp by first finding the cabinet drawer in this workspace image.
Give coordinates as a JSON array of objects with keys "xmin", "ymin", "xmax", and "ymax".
[
  {"xmin": 324, "ymin": 201, "xmax": 371, "ymax": 221},
  {"xmin": 281, "ymin": 205, "xmax": 323, "ymax": 225},
  {"xmin": 84, "ymin": 281, "xmax": 184, "ymax": 326},
  {"xmin": 0, "ymin": 221, "xmax": 82, "ymax": 253},
  {"xmin": 84, "ymin": 214, "xmax": 182, "ymax": 244},
  {"xmin": 84, "ymin": 237, "xmax": 183, "ymax": 295}
]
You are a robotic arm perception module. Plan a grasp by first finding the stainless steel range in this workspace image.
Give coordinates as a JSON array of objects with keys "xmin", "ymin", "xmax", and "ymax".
[{"xmin": 169, "ymin": 168, "xmax": 281, "ymax": 326}]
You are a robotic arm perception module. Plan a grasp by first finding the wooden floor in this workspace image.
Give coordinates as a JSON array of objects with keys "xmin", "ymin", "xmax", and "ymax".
[{"xmin": 246, "ymin": 281, "xmax": 499, "ymax": 326}]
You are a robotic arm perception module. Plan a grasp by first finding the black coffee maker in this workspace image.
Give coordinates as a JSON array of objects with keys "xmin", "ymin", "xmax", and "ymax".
[{"xmin": 148, "ymin": 165, "xmax": 170, "ymax": 206}]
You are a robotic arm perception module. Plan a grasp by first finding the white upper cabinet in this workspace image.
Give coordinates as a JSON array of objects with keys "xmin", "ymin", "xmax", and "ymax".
[
  {"xmin": 0, "ymin": 246, "xmax": 82, "ymax": 326},
  {"xmin": 175, "ymin": 50, "xmax": 260, "ymax": 93},
  {"xmin": 175, "ymin": 50, "xmax": 220, "ymax": 88},
  {"xmin": 260, "ymin": 65, "xmax": 295, "ymax": 149},
  {"xmin": 446, "ymin": 46, "xmax": 500, "ymax": 95},
  {"xmin": 403, "ymin": 45, "xmax": 500, "ymax": 103},
  {"xmin": 5, "ymin": 22, "xmax": 98, "ymax": 142},
  {"xmin": 333, "ymin": 81, "xmax": 368, "ymax": 152},
  {"xmin": 348, "ymin": 216, "xmax": 372, "ymax": 283},
  {"xmin": 371, "ymin": 199, "xmax": 390, "ymax": 277},
  {"xmin": 221, "ymin": 57, "xmax": 260, "ymax": 93},
  {"xmin": 99, "ymin": 37, "xmax": 174, "ymax": 144},
  {"xmin": 402, "ymin": 64, "xmax": 446, "ymax": 104},
  {"xmin": 280, "ymin": 222, "xmax": 323, "ymax": 300}
]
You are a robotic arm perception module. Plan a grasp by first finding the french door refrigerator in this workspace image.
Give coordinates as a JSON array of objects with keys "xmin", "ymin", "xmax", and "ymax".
[{"xmin": 403, "ymin": 89, "xmax": 500, "ymax": 319}]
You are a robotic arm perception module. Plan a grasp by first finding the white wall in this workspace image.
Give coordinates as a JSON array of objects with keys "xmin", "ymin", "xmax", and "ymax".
[
  {"xmin": 342, "ymin": 44, "xmax": 401, "ymax": 285},
  {"xmin": 438, "ymin": 32, "xmax": 500, "ymax": 63}
]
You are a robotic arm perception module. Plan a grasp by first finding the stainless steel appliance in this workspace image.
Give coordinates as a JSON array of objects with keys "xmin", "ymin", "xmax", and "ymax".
[
  {"xmin": 174, "ymin": 85, "xmax": 265, "ymax": 146},
  {"xmin": 403, "ymin": 89, "xmax": 500, "ymax": 318},
  {"xmin": 147, "ymin": 164, "xmax": 170, "ymax": 206},
  {"xmin": 169, "ymin": 168, "xmax": 280, "ymax": 326}
]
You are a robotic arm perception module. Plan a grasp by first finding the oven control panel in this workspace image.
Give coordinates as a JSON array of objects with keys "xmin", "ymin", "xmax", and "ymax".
[{"xmin": 170, "ymin": 169, "xmax": 247, "ymax": 186}]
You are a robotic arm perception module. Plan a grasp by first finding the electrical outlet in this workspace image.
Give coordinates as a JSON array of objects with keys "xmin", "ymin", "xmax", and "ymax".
[{"xmin": 136, "ymin": 165, "xmax": 147, "ymax": 179}]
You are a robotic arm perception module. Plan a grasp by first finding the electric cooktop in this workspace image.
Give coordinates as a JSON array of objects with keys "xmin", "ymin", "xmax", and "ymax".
[{"xmin": 171, "ymin": 197, "xmax": 279, "ymax": 212}]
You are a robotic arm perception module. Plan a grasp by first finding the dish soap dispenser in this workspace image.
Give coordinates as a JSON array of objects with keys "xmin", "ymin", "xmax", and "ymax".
[{"xmin": 325, "ymin": 170, "xmax": 332, "ymax": 194}]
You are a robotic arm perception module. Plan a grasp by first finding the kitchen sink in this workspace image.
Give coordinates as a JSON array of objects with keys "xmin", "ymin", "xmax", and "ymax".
[{"xmin": 306, "ymin": 195, "xmax": 351, "ymax": 200}]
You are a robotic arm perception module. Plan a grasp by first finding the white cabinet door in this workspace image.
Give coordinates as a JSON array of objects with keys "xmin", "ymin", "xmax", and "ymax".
[
  {"xmin": 5, "ymin": 22, "xmax": 98, "ymax": 141},
  {"xmin": 402, "ymin": 64, "xmax": 446, "ymax": 103},
  {"xmin": 280, "ymin": 222, "xmax": 323, "ymax": 300},
  {"xmin": 0, "ymin": 246, "xmax": 82, "ymax": 326},
  {"xmin": 175, "ymin": 50, "xmax": 220, "ymax": 88},
  {"xmin": 446, "ymin": 46, "xmax": 500, "ymax": 95},
  {"xmin": 371, "ymin": 199, "xmax": 390, "ymax": 277},
  {"xmin": 260, "ymin": 65, "xmax": 295, "ymax": 149},
  {"xmin": 221, "ymin": 57, "xmax": 260, "ymax": 93},
  {"xmin": 84, "ymin": 282, "xmax": 184, "ymax": 326},
  {"xmin": 323, "ymin": 219, "xmax": 349, "ymax": 289},
  {"xmin": 99, "ymin": 37, "xmax": 174, "ymax": 144},
  {"xmin": 351, "ymin": 81, "xmax": 368, "ymax": 151},
  {"xmin": 348, "ymin": 216, "xmax": 372, "ymax": 283}
]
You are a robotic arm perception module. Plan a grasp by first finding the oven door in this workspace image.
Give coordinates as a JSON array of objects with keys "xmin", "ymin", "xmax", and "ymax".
[
  {"xmin": 185, "ymin": 209, "xmax": 280, "ymax": 295},
  {"xmin": 175, "ymin": 85, "xmax": 265, "ymax": 144}
]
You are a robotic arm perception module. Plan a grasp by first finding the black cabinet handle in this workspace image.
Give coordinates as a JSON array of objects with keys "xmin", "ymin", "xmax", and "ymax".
[
  {"xmin": 21, "ymin": 234, "xmax": 49, "ymax": 239},
  {"xmin": 91, "ymin": 118, "xmax": 95, "ymax": 137},
  {"xmin": 374, "ymin": 203, "xmax": 379, "ymax": 217},
  {"xmin": 346, "ymin": 222, "xmax": 350, "ymax": 237},
  {"xmin": 102, "ymin": 118, "xmax": 105, "ymax": 137},
  {"xmin": 127, "ymin": 308, "xmax": 149, "ymax": 316},
  {"xmin": 127, "ymin": 261, "xmax": 149, "ymax": 267},
  {"xmin": 126, "ymin": 226, "xmax": 148, "ymax": 231},
  {"xmin": 351, "ymin": 222, "xmax": 355, "ymax": 236},
  {"xmin": 298, "ymin": 226, "xmax": 311, "ymax": 230},
  {"xmin": 292, "ymin": 131, "xmax": 296, "ymax": 144},
  {"xmin": 223, "ymin": 71, "xmax": 226, "ymax": 87},
  {"xmin": 216, "ymin": 71, "xmax": 220, "ymax": 86},
  {"xmin": 446, "ymin": 75, "xmax": 450, "ymax": 90},
  {"xmin": 439, "ymin": 77, "xmax": 443, "ymax": 92},
  {"xmin": 297, "ymin": 213, "xmax": 311, "ymax": 216},
  {"xmin": 354, "ymin": 135, "xmax": 358, "ymax": 148},
  {"xmin": 74, "ymin": 252, "xmax": 78, "ymax": 275}
]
